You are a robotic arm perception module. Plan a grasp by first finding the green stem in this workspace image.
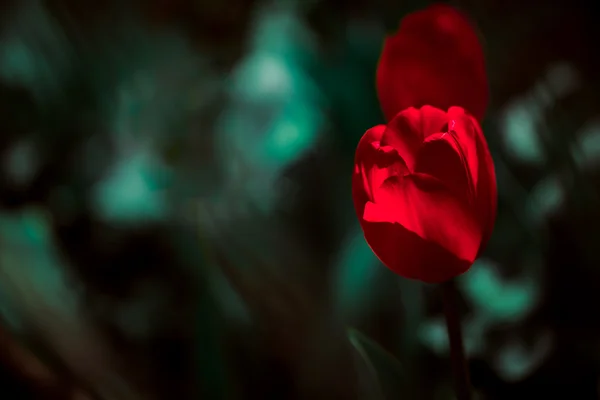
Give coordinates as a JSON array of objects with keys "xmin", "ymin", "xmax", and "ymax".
[{"xmin": 442, "ymin": 279, "xmax": 471, "ymax": 400}]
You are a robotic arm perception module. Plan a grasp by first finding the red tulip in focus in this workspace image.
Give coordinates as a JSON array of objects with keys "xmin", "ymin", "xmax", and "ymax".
[
  {"xmin": 352, "ymin": 106, "xmax": 496, "ymax": 283},
  {"xmin": 376, "ymin": 4, "xmax": 488, "ymax": 123}
]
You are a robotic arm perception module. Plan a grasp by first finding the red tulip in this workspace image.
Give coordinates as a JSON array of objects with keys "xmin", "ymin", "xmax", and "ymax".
[
  {"xmin": 376, "ymin": 4, "xmax": 488, "ymax": 123},
  {"xmin": 352, "ymin": 106, "xmax": 496, "ymax": 283}
]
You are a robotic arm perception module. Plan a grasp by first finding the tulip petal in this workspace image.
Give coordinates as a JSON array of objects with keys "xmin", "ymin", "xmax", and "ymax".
[
  {"xmin": 353, "ymin": 125, "xmax": 407, "ymax": 219},
  {"xmin": 382, "ymin": 106, "xmax": 448, "ymax": 170},
  {"xmin": 364, "ymin": 173, "xmax": 480, "ymax": 269},
  {"xmin": 474, "ymin": 126, "xmax": 497, "ymax": 249},
  {"xmin": 360, "ymin": 219, "xmax": 472, "ymax": 282},
  {"xmin": 447, "ymin": 107, "xmax": 497, "ymax": 246},
  {"xmin": 415, "ymin": 132, "xmax": 473, "ymax": 206},
  {"xmin": 447, "ymin": 107, "xmax": 479, "ymax": 186},
  {"xmin": 376, "ymin": 5, "xmax": 488, "ymax": 122}
]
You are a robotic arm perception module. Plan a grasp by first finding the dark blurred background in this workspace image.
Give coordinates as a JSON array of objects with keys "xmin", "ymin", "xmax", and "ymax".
[{"xmin": 0, "ymin": 0, "xmax": 599, "ymax": 399}]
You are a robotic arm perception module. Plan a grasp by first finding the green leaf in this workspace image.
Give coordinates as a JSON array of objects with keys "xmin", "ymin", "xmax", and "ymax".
[{"xmin": 348, "ymin": 328, "xmax": 406, "ymax": 400}]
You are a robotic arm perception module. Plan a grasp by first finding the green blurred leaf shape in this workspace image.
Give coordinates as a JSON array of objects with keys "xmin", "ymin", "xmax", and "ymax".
[
  {"xmin": 573, "ymin": 120, "xmax": 600, "ymax": 169},
  {"xmin": 215, "ymin": 7, "xmax": 324, "ymax": 213},
  {"xmin": 460, "ymin": 259, "xmax": 540, "ymax": 323},
  {"xmin": 317, "ymin": 21, "xmax": 382, "ymax": 149},
  {"xmin": 0, "ymin": 286, "xmax": 23, "ymax": 330},
  {"xmin": 501, "ymin": 98, "xmax": 546, "ymax": 166},
  {"xmin": 92, "ymin": 149, "xmax": 172, "ymax": 223},
  {"xmin": 348, "ymin": 328, "xmax": 406, "ymax": 400},
  {"xmin": 493, "ymin": 330, "xmax": 553, "ymax": 382},
  {"xmin": 264, "ymin": 101, "xmax": 323, "ymax": 166},
  {"xmin": 530, "ymin": 63, "xmax": 579, "ymax": 110},
  {"xmin": 226, "ymin": 7, "xmax": 324, "ymax": 168},
  {"xmin": 333, "ymin": 228, "xmax": 379, "ymax": 320},
  {"xmin": 418, "ymin": 316, "xmax": 486, "ymax": 356},
  {"xmin": 502, "ymin": 62, "xmax": 579, "ymax": 167},
  {"xmin": 4, "ymin": 140, "xmax": 38, "ymax": 186},
  {"xmin": 208, "ymin": 267, "xmax": 252, "ymax": 327},
  {"xmin": 0, "ymin": 1, "xmax": 74, "ymax": 100},
  {"xmin": 527, "ymin": 175, "xmax": 564, "ymax": 224},
  {"xmin": 250, "ymin": 4, "xmax": 316, "ymax": 60},
  {"xmin": 0, "ymin": 209, "xmax": 79, "ymax": 313},
  {"xmin": 544, "ymin": 62, "xmax": 580, "ymax": 100},
  {"xmin": 108, "ymin": 33, "xmax": 211, "ymax": 146},
  {"xmin": 0, "ymin": 209, "xmax": 142, "ymax": 399}
]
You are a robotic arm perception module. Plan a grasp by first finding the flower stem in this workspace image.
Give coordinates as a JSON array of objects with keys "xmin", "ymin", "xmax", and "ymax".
[{"xmin": 441, "ymin": 279, "xmax": 471, "ymax": 400}]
